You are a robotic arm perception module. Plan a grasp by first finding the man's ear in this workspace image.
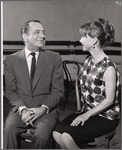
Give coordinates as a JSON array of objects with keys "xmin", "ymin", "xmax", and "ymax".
[{"xmin": 22, "ymin": 33, "xmax": 28, "ymax": 43}]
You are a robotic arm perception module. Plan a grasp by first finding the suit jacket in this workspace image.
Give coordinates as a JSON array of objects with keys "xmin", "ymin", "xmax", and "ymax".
[{"xmin": 4, "ymin": 48, "xmax": 64, "ymax": 114}]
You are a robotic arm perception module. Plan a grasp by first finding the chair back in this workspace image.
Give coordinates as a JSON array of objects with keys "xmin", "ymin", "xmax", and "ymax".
[
  {"xmin": 75, "ymin": 73, "xmax": 85, "ymax": 113},
  {"xmin": 63, "ymin": 60, "xmax": 82, "ymax": 83},
  {"xmin": 62, "ymin": 60, "xmax": 83, "ymax": 110}
]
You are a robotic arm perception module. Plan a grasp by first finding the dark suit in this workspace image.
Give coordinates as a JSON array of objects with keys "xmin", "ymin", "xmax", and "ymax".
[{"xmin": 3, "ymin": 48, "xmax": 64, "ymax": 149}]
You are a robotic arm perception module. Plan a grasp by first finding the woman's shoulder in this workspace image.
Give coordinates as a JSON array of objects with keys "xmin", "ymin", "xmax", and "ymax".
[
  {"xmin": 105, "ymin": 57, "xmax": 119, "ymax": 71},
  {"xmin": 105, "ymin": 57, "xmax": 120, "ymax": 79}
]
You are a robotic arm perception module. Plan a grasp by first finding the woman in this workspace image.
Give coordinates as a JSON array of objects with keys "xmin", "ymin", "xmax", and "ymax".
[{"xmin": 53, "ymin": 18, "xmax": 120, "ymax": 149}]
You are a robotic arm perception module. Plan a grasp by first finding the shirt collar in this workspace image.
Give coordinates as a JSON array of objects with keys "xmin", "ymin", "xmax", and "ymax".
[{"xmin": 25, "ymin": 47, "xmax": 39, "ymax": 58}]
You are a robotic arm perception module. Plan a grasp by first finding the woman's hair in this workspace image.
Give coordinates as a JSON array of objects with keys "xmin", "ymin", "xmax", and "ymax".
[{"xmin": 79, "ymin": 18, "xmax": 115, "ymax": 47}]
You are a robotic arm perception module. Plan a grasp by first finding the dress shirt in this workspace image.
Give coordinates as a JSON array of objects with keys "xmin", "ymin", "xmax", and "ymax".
[
  {"xmin": 18, "ymin": 47, "xmax": 49, "ymax": 115},
  {"xmin": 25, "ymin": 47, "xmax": 39, "ymax": 77}
]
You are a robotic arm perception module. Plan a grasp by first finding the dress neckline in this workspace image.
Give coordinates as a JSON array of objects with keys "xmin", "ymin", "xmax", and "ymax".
[{"xmin": 90, "ymin": 56, "xmax": 109, "ymax": 66}]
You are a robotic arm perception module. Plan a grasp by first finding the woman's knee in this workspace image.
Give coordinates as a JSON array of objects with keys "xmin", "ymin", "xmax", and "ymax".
[
  {"xmin": 53, "ymin": 131, "xmax": 63, "ymax": 142},
  {"xmin": 62, "ymin": 133, "xmax": 80, "ymax": 149},
  {"xmin": 62, "ymin": 132, "xmax": 73, "ymax": 145},
  {"xmin": 53, "ymin": 131, "xmax": 59, "ymax": 139},
  {"xmin": 53, "ymin": 132, "xmax": 71, "ymax": 143},
  {"xmin": 53, "ymin": 131, "xmax": 66, "ymax": 148}
]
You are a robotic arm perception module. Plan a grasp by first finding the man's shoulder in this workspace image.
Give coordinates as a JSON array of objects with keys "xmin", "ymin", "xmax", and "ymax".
[
  {"xmin": 43, "ymin": 49, "xmax": 61, "ymax": 63},
  {"xmin": 5, "ymin": 49, "xmax": 24, "ymax": 61},
  {"xmin": 8, "ymin": 49, "xmax": 23, "ymax": 56},
  {"xmin": 44, "ymin": 49, "xmax": 59, "ymax": 56},
  {"xmin": 44, "ymin": 49, "xmax": 61, "ymax": 60}
]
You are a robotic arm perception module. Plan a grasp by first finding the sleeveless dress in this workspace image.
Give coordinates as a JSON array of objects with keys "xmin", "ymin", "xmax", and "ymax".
[{"xmin": 55, "ymin": 56, "xmax": 120, "ymax": 146}]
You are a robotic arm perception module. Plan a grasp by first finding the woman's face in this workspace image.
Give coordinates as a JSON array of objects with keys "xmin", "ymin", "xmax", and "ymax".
[{"xmin": 79, "ymin": 34, "xmax": 94, "ymax": 51}]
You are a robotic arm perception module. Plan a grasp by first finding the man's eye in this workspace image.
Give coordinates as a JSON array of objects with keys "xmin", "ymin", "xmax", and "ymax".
[
  {"xmin": 42, "ymin": 31, "xmax": 45, "ymax": 35},
  {"xmin": 34, "ymin": 31, "xmax": 45, "ymax": 35},
  {"xmin": 35, "ymin": 31, "xmax": 40, "ymax": 34}
]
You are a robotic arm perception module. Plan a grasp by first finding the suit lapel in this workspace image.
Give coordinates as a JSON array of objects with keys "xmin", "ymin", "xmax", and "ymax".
[
  {"xmin": 32, "ymin": 50, "xmax": 47, "ymax": 92},
  {"xmin": 19, "ymin": 49, "xmax": 31, "ymax": 92}
]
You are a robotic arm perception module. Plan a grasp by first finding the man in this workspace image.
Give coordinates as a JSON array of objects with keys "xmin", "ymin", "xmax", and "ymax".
[{"xmin": 4, "ymin": 20, "xmax": 64, "ymax": 149}]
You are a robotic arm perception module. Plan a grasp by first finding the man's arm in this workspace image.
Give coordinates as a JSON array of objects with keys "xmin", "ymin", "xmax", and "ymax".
[
  {"xmin": 4, "ymin": 56, "xmax": 25, "ymax": 112},
  {"xmin": 41, "ymin": 53, "xmax": 64, "ymax": 112}
]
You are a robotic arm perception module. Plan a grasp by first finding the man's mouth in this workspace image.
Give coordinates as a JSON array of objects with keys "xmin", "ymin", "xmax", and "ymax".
[{"xmin": 37, "ymin": 40, "xmax": 44, "ymax": 42}]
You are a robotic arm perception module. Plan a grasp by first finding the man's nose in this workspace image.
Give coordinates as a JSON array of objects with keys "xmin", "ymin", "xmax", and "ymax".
[{"xmin": 79, "ymin": 38, "xmax": 82, "ymax": 43}]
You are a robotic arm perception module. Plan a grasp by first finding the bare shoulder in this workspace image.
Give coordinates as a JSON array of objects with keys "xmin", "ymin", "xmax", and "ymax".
[{"xmin": 104, "ymin": 66, "xmax": 116, "ymax": 80}]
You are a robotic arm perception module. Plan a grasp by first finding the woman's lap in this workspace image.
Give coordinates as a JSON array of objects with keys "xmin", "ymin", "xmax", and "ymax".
[{"xmin": 55, "ymin": 113, "xmax": 119, "ymax": 145}]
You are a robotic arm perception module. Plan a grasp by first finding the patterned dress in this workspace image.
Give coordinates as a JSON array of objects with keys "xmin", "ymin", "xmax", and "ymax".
[
  {"xmin": 79, "ymin": 55, "xmax": 120, "ymax": 120},
  {"xmin": 54, "ymin": 55, "xmax": 120, "ymax": 146}
]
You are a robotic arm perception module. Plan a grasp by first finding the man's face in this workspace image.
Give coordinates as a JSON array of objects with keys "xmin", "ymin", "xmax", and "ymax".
[{"xmin": 24, "ymin": 22, "xmax": 45, "ymax": 51}]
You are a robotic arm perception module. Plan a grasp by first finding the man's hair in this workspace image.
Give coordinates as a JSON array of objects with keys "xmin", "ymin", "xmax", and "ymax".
[{"xmin": 21, "ymin": 20, "xmax": 41, "ymax": 36}]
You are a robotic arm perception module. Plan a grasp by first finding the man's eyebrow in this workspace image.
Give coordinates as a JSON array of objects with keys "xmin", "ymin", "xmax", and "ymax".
[
  {"xmin": 32, "ymin": 30, "xmax": 45, "ymax": 35},
  {"xmin": 34, "ymin": 29, "xmax": 45, "ymax": 32}
]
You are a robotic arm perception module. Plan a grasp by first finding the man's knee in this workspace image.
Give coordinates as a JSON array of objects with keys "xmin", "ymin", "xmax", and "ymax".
[
  {"xmin": 4, "ymin": 124, "xmax": 20, "ymax": 137},
  {"xmin": 32, "ymin": 135, "xmax": 52, "ymax": 148},
  {"xmin": 33, "ymin": 129, "xmax": 51, "ymax": 141},
  {"xmin": 33, "ymin": 121, "xmax": 54, "ymax": 140},
  {"xmin": 3, "ymin": 124, "xmax": 21, "ymax": 136}
]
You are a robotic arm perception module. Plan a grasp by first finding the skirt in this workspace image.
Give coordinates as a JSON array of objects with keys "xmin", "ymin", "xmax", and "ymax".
[{"xmin": 54, "ymin": 112, "xmax": 119, "ymax": 146}]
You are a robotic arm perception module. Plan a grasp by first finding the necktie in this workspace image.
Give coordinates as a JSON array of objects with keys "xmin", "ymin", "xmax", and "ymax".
[{"xmin": 30, "ymin": 52, "xmax": 36, "ymax": 89}]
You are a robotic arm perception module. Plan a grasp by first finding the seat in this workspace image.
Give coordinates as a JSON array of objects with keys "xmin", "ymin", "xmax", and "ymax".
[
  {"xmin": 62, "ymin": 60, "xmax": 83, "ymax": 110},
  {"xmin": 75, "ymin": 73, "xmax": 120, "ymax": 149}
]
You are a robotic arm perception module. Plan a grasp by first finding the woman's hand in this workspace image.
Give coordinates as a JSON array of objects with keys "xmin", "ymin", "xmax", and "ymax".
[{"xmin": 71, "ymin": 112, "xmax": 90, "ymax": 126}]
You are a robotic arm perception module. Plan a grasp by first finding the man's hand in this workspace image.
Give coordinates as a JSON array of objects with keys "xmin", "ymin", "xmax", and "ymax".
[
  {"xmin": 21, "ymin": 109, "xmax": 35, "ymax": 126},
  {"xmin": 27, "ymin": 106, "xmax": 47, "ymax": 123}
]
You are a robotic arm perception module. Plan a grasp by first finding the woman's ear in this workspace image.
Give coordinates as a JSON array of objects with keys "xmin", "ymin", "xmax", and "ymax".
[
  {"xmin": 93, "ymin": 37, "xmax": 98, "ymax": 48},
  {"xmin": 93, "ymin": 37, "xmax": 98, "ymax": 45}
]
